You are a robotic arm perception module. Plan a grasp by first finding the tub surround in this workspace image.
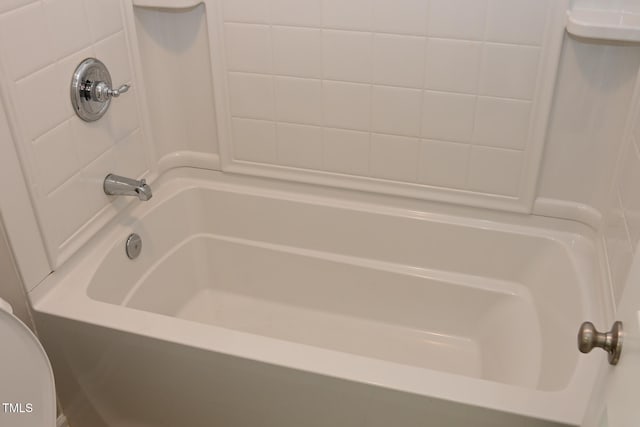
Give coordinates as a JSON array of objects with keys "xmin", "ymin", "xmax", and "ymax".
[
  {"xmin": 0, "ymin": 0, "xmax": 637, "ymax": 289},
  {"xmin": 0, "ymin": 0, "xmax": 151, "ymax": 273},
  {"xmin": 215, "ymin": 0, "xmax": 567, "ymax": 213}
]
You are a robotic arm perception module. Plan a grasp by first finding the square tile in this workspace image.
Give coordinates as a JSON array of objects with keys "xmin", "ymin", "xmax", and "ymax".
[
  {"xmin": 270, "ymin": 0, "xmax": 321, "ymax": 26},
  {"xmin": 55, "ymin": 46, "xmax": 95, "ymax": 118},
  {"xmin": 95, "ymin": 31, "xmax": 132, "ymax": 85},
  {"xmin": 228, "ymin": 72, "xmax": 275, "ymax": 120},
  {"xmin": 0, "ymin": 2, "xmax": 54, "ymax": 80},
  {"xmin": 418, "ymin": 139, "xmax": 469, "ymax": 188},
  {"xmin": 603, "ymin": 192, "xmax": 633, "ymax": 303},
  {"xmin": 323, "ymin": 30, "xmax": 373, "ymax": 83},
  {"xmin": 467, "ymin": 146, "xmax": 523, "ymax": 196},
  {"xmin": 84, "ymin": 0, "xmax": 123, "ymax": 41},
  {"xmin": 323, "ymin": 81, "xmax": 371, "ymax": 131},
  {"xmin": 370, "ymin": 133, "xmax": 419, "ymax": 181},
  {"xmin": 222, "ymin": 0, "xmax": 270, "ymax": 23},
  {"xmin": 372, "ymin": 34, "xmax": 425, "ymax": 88},
  {"xmin": 32, "ymin": 121, "xmax": 80, "ymax": 195},
  {"xmin": 371, "ymin": 86, "xmax": 422, "ymax": 137},
  {"xmin": 69, "ymin": 115, "xmax": 113, "ymax": 165},
  {"xmin": 275, "ymin": 77, "xmax": 323, "ymax": 125},
  {"xmin": 15, "ymin": 64, "xmax": 69, "ymax": 141},
  {"xmin": 619, "ymin": 144, "xmax": 640, "ymax": 249},
  {"xmin": 486, "ymin": 0, "xmax": 549, "ymax": 45},
  {"xmin": 323, "ymin": 0, "xmax": 372, "ymax": 31},
  {"xmin": 428, "ymin": 0, "xmax": 488, "ymax": 40},
  {"xmin": 372, "ymin": 0, "xmax": 429, "ymax": 35},
  {"xmin": 81, "ymin": 146, "xmax": 117, "ymax": 208},
  {"xmin": 43, "ymin": 0, "xmax": 91, "ymax": 60},
  {"xmin": 232, "ymin": 118, "xmax": 277, "ymax": 163},
  {"xmin": 42, "ymin": 171, "xmax": 96, "ymax": 248},
  {"xmin": 105, "ymin": 85, "xmax": 140, "ymax": 142},
  {"xmin": 633, "ymin": 106, "xmax": 640, "ymax": 150},
  {"xmin": 224, "ymin": 23, "xmax": 272, "ymax": 73},
  {"xmin": 323, "ymin": 128, "xmax": 370, "ymax": 175},
  {"xmin": 0, "ymin": 0, "xmax": 37, "ymax": 14},
  {"xmin": 113, "ymin": 130, "xmax": 148, "ymax": 180},
  {"xmin": 473, "ymin": 97, "xmax": 531, "ymax": 149},
  {"xmin": 424, "ymin": 39, "xmax": 481, "ymax": 93},
  {"xmin": 273, "ymin": 26, "xmax": 322, "ymax": 78},
  {"xmin": 421, "ymin": 91, "xmax": 476, "ymax": 142},
  {"xmin": 277, "ymin": 123, "xmax": 323, "ymax": 169},
  {"xmin": 479, "ymin": 44, "xmax": 540, "ymax": 100}
]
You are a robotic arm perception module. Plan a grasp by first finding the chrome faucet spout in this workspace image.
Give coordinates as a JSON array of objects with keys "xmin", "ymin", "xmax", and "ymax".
[
  {"xmin": 135, "ymin": 181, "xmax": 153, "ymax": 201},
  {"xmin": 104, "ymin": 174, "xmax": 152, "ymax": 201}
]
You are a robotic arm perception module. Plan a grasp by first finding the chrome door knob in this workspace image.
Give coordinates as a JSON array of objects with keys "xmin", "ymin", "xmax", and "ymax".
[{"xmin": 577, "ymin": 321, "xmax": 623, "ymax": 365}]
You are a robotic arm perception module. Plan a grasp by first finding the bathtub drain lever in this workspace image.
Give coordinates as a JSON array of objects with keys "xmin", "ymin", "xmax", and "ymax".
[{"xmin": 125, "ymin": 233, "xmax": 142, "ymax": 260}]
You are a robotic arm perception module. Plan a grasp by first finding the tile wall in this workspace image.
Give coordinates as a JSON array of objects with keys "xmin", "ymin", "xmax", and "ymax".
[
  {"xmin": 0, "ymin": 0, "xmax": 150, "ymax": 265},
  {"xmin": 221, "ymin": 0, "xmax": 554, "ymax": 201},
  {"xmin": 603, "ymin": 90, "xmax": 640, "ymax": 304},
  {"xmin": 537, "ymin": 38, "xmax": 640, "ymax": 215}
]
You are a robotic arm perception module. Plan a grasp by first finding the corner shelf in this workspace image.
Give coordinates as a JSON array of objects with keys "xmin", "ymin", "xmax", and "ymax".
[
  {"xmin": 132, "ymin": 0, "xmax": 201, "ymax": 8},
  {"xmin": 566, "ymin": 9, "xmax": 640, "ymax": 43}
]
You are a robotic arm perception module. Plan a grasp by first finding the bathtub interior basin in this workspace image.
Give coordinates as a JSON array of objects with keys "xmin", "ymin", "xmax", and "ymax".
[
  {"xmin": 122, "ymin": 234, "xmax": 541, "ymax": 387},
  {"xmin": 31, "ymin": 168, "xmax": 605, "ymax": 426}
]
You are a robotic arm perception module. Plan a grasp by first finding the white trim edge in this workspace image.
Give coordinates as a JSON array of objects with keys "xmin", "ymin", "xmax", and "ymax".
[
  {"xmin": 158, "ymin": 151, "xmax": 221, "ymax": 175},
  {"xmin": 533, "ymin": 197, "xmax": 602, "ymax": 230}
]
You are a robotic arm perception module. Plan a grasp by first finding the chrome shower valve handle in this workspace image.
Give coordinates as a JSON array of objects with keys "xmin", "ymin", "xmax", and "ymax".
[
  {"xmin": 111, "ymin": 83, "xmax": 130, "ymax": 97},
  {"xmin": 92, "ymin": 82, "xmax": 130, "ymax": 103},
  {"xmin": 71, "ymin": 58, "xmax": 131, "ymax": 122}
]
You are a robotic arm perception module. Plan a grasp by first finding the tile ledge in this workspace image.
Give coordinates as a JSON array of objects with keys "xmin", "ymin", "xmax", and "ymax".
[
  {"xmin": 533, "ymin": 197, "xmax": 602, "ymax": 230},
  {"xmin": 132, "ymin": 0, "xmax": 202, "ymax": 9},
  {"xmin": 566, "ymin": 9, "xmax": 640, "ymax": 43}
]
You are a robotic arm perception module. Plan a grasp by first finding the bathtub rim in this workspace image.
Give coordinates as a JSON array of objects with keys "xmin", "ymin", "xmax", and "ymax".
[{"xmin": 30, "ymin": 167, "xmax": 606, "ymax": 426}]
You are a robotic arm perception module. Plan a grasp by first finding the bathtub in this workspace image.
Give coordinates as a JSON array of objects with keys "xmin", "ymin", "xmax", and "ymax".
[{"xmin": 31, "ymin": 168, "xmax": 604, "ymax": 427}]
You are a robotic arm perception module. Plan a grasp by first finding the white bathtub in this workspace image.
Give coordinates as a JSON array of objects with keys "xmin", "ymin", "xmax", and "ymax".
[{"xmin": 31, "ymin": 168, "xmax": 604, "ymax": 427}]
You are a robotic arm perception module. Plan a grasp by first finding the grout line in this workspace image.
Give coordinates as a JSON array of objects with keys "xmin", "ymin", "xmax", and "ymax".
[
  {"xmin": 616, "ymin": 189, "xmax": 635, "ymax": 253},
  {"xmin": 223, "ymin": 20, "xmax": 544, "ymax": 48},
  {"xmin": 366, "ymin": 22, "xmax": 374, "ymax": 177},
  {"xmin": 425, "ymin": 0, "xmax": 431, "ymax": 37},
  {"xmin": 231, "ymin": 115, "xmax": 524, "ymax": 153},
  {"xmin": 416, "ymin": 31, "xmax": 429, "ymax": 183},
  {"xmin": 226, "ymin": 70, "xmax": 535, "ymax": 102},
  {"xmin": 266, "ymin": 6, "xmax": 281, "ymax": 165},
  {"xmin": 468, "ymin": 0, "xmax": 491, "ymax": 157},
  {"xmin": 13, "ymin": 28, "xmax": 121, "ymax": 86},
  {"xmin": 319, "ymin": 9, "xmax": 327, "ymax": 170},
  {"xmin": 0, "ymin": 0, "xmax": 41, "ymax": 16}
]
